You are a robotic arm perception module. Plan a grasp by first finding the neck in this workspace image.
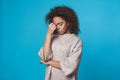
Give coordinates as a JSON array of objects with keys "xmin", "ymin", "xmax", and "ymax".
[{"xmin": 64, "ymin": 29, "xmax": 70, "ymax": 34}]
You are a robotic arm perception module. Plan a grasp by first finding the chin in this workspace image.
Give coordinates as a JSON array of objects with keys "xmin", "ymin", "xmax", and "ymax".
[{"xmin": 58, "ymin": 32, "xmax": 63, "ymax": 35}]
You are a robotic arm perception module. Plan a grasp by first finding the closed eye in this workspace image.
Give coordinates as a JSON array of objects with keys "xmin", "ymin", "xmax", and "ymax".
[{"xmin": 57, "ymin": 22, "xmax": 63, "ymax": 26}]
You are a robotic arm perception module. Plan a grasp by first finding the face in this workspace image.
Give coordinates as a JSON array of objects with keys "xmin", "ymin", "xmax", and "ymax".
[{"xmin": 53, "ymin": 16, "xmax": 70, "ymax": 35}]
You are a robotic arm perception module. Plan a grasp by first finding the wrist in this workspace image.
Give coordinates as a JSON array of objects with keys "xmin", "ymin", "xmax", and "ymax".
[
  {"xmin": 46, "ymin": 32, "xmax": 52, "ymax": 37},
  {"xmin": 48, "ymin": 60, "xmax": 52, "ymax": 65}
]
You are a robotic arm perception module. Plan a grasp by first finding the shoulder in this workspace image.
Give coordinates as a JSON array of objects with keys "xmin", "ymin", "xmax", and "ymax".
[
  {"xmin": 70, "ymin": 35, "xmax": 82, "ymax": 51},
  {"xmin": 72, "ymin": 34, "xmax": 82, "ymax": 44},
  {"xmin": 70, "ymin": 35, "xmax": 82, "ymax": 54}
]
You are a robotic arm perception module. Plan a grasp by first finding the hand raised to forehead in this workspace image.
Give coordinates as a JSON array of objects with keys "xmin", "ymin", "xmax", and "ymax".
[{"xmin": 47, "ymin": 23, "xmax": 56, "ymax": 34}]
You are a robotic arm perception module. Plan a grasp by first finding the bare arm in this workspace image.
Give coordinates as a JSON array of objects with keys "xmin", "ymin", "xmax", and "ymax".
[
  {"xmin": 43, "ymin": 33, "xmax": 52, "ymax": 61},
  {"xmin": 41, "ymin": 60, "xmax": 61, "ymax": 70},
  {"xmin": 43, "ymin": 23, "xmax": 56, "ymax": 61}
]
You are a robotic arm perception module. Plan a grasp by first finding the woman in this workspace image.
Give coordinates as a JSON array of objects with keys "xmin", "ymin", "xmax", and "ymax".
[{"xmin": 38, "ymin": 6, "xmax": 82, "ymax": 80}]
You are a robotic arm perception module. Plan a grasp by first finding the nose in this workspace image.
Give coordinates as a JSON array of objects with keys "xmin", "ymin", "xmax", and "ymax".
[{"xmin": 56, "ymin": 25, "xmax": 60, "ymax": 30}]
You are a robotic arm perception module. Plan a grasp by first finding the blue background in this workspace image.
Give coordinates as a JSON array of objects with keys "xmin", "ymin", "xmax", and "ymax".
[{"xmin": 1, "ymin": 0, "xmax": 120, "ymax": 80}]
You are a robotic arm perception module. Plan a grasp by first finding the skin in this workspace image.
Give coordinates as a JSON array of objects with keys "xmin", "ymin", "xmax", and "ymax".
[
  {"xmin": 41, "ymin": 16, "xmax": 70, "ymax": 69},
  {"xmin": 52, "ymin": 16, "xmax": 70, "ymax": 35}
]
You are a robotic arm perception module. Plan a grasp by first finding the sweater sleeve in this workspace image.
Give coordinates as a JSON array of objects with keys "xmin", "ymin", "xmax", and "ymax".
[
  {"xmin": 38, "ymin": 46, "xmax": 53, "ymax": 61},
  {"xmin": 60, "ymin": 39, "xmax": 82, "ymax": 76}
]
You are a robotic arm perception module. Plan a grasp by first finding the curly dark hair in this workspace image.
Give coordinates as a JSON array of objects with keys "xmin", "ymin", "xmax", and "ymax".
[{"xmin": 46, "ymin": 5, "xmax": 80, "ymax": 35}]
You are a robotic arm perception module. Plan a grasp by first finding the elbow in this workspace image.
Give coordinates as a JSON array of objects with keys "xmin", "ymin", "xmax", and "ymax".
[
  {"xmin": 62, "ymin": 67, "xmax": 76, "ymax": 76},
  {"xmin": 60, "ymin": 62, "xmax": 77, "ymax": 76}
]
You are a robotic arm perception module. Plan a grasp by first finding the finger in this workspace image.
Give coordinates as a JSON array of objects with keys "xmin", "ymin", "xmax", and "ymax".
[
  {"xmin": 51, "ymin": 24, "xmax": 56, "ymax": 30},
  {"xmin": 40, "ymin": 60, "xmax": 44, "ymax": 64},
  {"xmin": 49, "ymin": 23, "xmax": 54, "ymax": 27},
  {"xmin": 49, "ymin": 23, "xmax": 56, "ymax": 28},
  {"xmin": 40, "ymin": 60, "xmax": 47, "ymax": 64},
  {"xmin": 48, "ymin": 24, "xmax": 56, "ymax": 32}
]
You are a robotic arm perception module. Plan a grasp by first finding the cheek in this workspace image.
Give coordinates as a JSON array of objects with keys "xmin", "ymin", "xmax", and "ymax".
[
  {"xmin": 62, "ymin": 23, "xmax": 67, "ymax": 27},
  {"xmin": 62, "ymin": 24, "xmax": 68, "ymax": 30},
  {"xmin": 60, "ymin": 25, "xmax": 66, "ymax": 31}
]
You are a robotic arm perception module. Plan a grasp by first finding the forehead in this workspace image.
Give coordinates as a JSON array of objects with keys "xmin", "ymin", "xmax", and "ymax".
[{"xmin": 53, "ymin": 16, "xmax": 66, "ymax": 23}]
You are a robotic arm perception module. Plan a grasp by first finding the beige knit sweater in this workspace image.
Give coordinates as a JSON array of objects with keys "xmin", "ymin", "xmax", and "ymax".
[{"xmin": 38, "ymin": 33, "xmax": 82, "ymax": 80}]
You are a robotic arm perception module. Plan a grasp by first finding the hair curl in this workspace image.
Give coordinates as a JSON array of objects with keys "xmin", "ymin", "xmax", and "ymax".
[{"xmin": 46, "ymin": 5, "xmax": 80, "ymax": 35}]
